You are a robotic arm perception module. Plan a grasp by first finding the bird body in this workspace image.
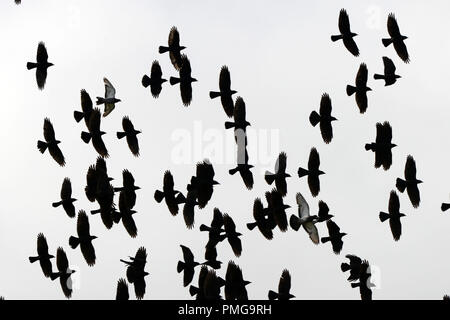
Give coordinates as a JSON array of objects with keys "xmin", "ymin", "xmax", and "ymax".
[
  {"xmin": 382, "ymin": 13, "xmax": 410, "ymax": 63},
  {"xmin": 346, "ymin": 63, "xmax": 371, "ymax": 113},
  {"xmin": 209, "ymin": 65, "xmax": 237, "ymax": 117},
  {"xmin": 37, "ymin": 118, "xmax": 65, "ymax": 166},
  {"xmin": 96, "ymin": 77, "xmax": 121, "ymax": 117},
  {"xmin": 396, "ymin": 155, "xmax": 422, "ymax": 208},
  {"xmin": 365, "ymin": 121, "xmax": 396, "ymax": 170},
  {"xmin": 379, "ymin": 191, "xmax": 406, "ymax": 241},
  {"xmin": 142, "ymin": 60, "xmax": 167, "ymax": 98},
  {"xmin": 373, "ymin": 57, "xmax": 401, "ymax": 86},
  {"xmin": 331, "ymin": 9, "xmax": 359, "ymax": 57},
  {"xmin": 298, "ymin": 147, "xmax": 325, "ymax": 197},
  {"xmin": 27, "ymin": 42, "xmax": 53, "ymax": 89},
  {"xmin": 309, "ymin": 93, "xmax": 337, "ymax": 144}
]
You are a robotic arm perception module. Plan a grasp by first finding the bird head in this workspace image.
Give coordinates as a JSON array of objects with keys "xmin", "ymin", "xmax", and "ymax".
[
  {"xmin": 285, "ymin": 173, "xmax": 292, "ymax": 178},
  {"xmin": 367, "ymin": 87, "xmax": 372, "ymax": 92},
  {"xmin": 130, "ymin": 210, "xmax": 137, "ymax": 215},
  {"xmin": 244, "ymin": 280, "xmax": 251, "ymax": 286},
  {"xmin": 180, "ymin": 46, "xmax": 187, "ymax": 51},
  {"xmin": 245, "ymin": 121, "xmax": 251, "ymax": 126},
  {"xmin": 144, "ymin": 271, "xmax": 150, "ymax": 277},
  {"xmin": 402, "ymin": 35, "xmax": 408, "ymax": 41},
  {"xmin": 100, "ymin": 131, "xmax": 106, "ymax": 136},
  {"xmin": 351, "ymin": 32, "xmax": 358, "ymax": 37},
  {"xmin": 72, "ymin": 198, "xmax": 78, "ymax": 202},
  {"xmin": 395, "ymin": 75, "xmax": 402, "ymax": 79},
  {"xmin": 318, "ymin": 170, "xmax": 325, "ymax": 175},
  {"xmin": 136, "ymin": 130, "xmax": 142, "ymax": 135},
  {"xmin": 134, "ymin": 186, "xmax": 141, "ymax": 191},
  {"xmin": 284, "ymin": 204, "xmax": 291, "ymax": 210},
  {"xmin": 162, "ymin": 78, "xmax": 168, "ymax": 83},
  {"xmin": 417, "ymin": 179, "xmax": 423, "ymax": 184},
  {"xmin": 331, "ymin": 116, "xmax": 338, "ymax": 121},
  {"xmin": 91, "ymin": 236, "xmax": 98, "ymax": 240},
  {"xmin": 391, "ymin": 143, "xmax": 398, "ymax": 148},
  {"xmin": 108, "ymin": 177, "xmax": 114, "ymax": 182},
  {"xmin": 237, "ymin": 232, "xmax": 243, "ymax": 237},
  {"xmin": 213, "ymin": 180, "xmax": 220, "ymax": 185},
  {"xmin": 192, "ymin": 77, "xmax": 198, "ymax": 82},
  {"xmin": 56, "ymin": 140, "xmax": 61, "ymax": 144},
  {"xmin": 400, "ymin": 213, "xmax": 406, "ymax": 217},
  {"xmin": 231, "ymin": 90, "xmax": 238, "ymax": 95},
  {"xmin": 289, "ymin": 293, "xmax": 296, "ymax": 299},
  {"xmin": 49, "ymin": 254, "xmax": 55, "ymax": 259}
]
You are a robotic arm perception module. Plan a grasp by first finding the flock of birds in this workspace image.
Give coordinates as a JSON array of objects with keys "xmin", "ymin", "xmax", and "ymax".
[{"xmin": 3, "ymin": 3, "xmax": 448, "ymax": 301}]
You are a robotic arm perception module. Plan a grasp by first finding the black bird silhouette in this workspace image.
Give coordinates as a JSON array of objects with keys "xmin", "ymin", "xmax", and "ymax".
[
  {"xmin": 50, "ymin": 247, "xmax": 75, "ymax": 299},
  {"xmin": 121, "ymin": 247, "xmax": 149, "ymax": 300},
  {"xmin": 203, "ymin": 268, "xmax": 225, "ymax": 301},
  {"xmin": 114, "ymin": 169, "xmax": 140, "ymax": 209},
  {"xmin": 442, "ymin": 203, "xmax": 450, "ymax": 212},
  {"xmin": 159, "ymin": 26, "xmax": 186, "ymax": 70},
  {"xmin": 180, "ymin": 188, "xmax": 199, "ymax": 229},
  {"xmin": 347, "ymin": 63, "xmax": 372, "ymax": 114},
  {"xmin": 223, "ymin": 214, "xmax": 243, "ymax": 257},
  {"xmin": 224, "ymin": 261, "xmax": 250, "ymax": 300},
  {"xmin": 267, "ymin": 188, "xmax": 290, "ymax": 232},
  {"xmin": 203, "ymin": 244, "xmax": 222, "ymax": 270},
  {"xmin": 74, "ymin": 89, "xmax": 93, "ymax": 127},
  {"xmin": 225, "ymin": 97, "xmax": 251, "ymax": 138},
  {"xmin": 229, "ymin": 143, "xmax": 254, "ymax": 190},
  {"xmin": 331, "ymin": 9, "xmax": 359, "ymax": 57},
  {"xmin": 37, "ymin": 118, "xmax": 65, "ymax": 167},
  {"xmin": 84, "ymin": 157, "xmax": 114, "ymax": 204},
  {"xmin": 142, "ymin": 60, "xmax": 167, "ymax": 98},
  {"xmin": 89, "ymin": 159, "xmax": 115, "ymax": 229},
  {"xmin": 29, "ymin": 233, "xmax": 54, "ymax": 278},
  {"xmin": 396, "ymin": 155, "xmax": 422, "ymax": 208},
  {"xmin": 209, "ymin": 66, "xmax": 237, "ymax": 117},
  {"xmin": 247, "ymin": 198, "xmax": 273, "ymax": 240},
  {"xmin": 263, "ymin": 192, "xmax": 278, "ymax": 231},
  {"xmin": 350, "ymin": 260, "xmax": 373, "ymax": 300},
  {"xmin": 341, "ymin": 254, "xmax": 363, "ymax": 282},
  {"xmin": 116, "ymin": 190, "xmax": 138, "ymax": 238},
  {"xmin": 52, "ymin": 178, "xmax": 77, "ymax": 218},
  {"xmin": 189, "ymin": 265, "xmax": 209, "ymax": 300},
  {"xmin": 81, "ymin": 108, "xmax": 109, "ymax": 158},
  {"xmin": 117, "ymin": 116, "xmax": 141, "ymax": 157},
  {"xmin": 268, "ymin": 269, "xmax": 295, "ymax": 300},
  {"xmin": 379, "ymin": 190, "xmax": 406, "ymax": 241},
  {"xmin": 69, "ymin": 210, "xmax": 97, "ymax": 266},
  {"xmin": 177, "ymin": 245, "xmax": 201, "ymax": 287},
  {"xmin": 27, "ymin": 42, "xmax": 53, "ymax": 90},
  {"xmin": 265, "ymin": 152, "xmax": 291, "ymax": 196},
  {"xmin": 200, "ymin": 208, "xmax": 226, "ymax": 267},
  {"xmin": 298, "ymin": 147, "xmax": 325, "ymax": 197},
  {"xmin": 316, "ymin": 200, "xmax": 334, "ymax": 223},
  {"xmin": 115, "ymin": 278, "xmax": 129, "ymax": 301},
  {"xmin": 96, "ymin": 77, "xmax": 121, "ymax": 117},
  {"xmin": 170, "ymin": 55, "xmax": 197, "ymax": 106},
  {"xmin": 188, "ymin": 160, "xmax": 219, "ymax": 209},
  {"xmin": 321, "ymin": 220, "xmax": 346, "ymax": 254},
  {"xmin": 374, "ymin": 57, "xmax": 401, "ymax": 86},
  {"xmin": 383, "ymin": 13, "xmax": 410, "ymax": 63},
  {"xmin": 365, "ymin": 121, "xmax": 397, "ymax": 170},
  {"xmin": 309, "ymin": 93, "xmax": 337, "ymax": 144},
  {"xmin": 154, "ymin": 170, "xmax": 185, "ymax": 216}
]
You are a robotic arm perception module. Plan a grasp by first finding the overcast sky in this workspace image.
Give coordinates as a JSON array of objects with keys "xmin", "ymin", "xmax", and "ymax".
[{"xmin": 0, "ymin": 0, "xmax": 449, "ymax": 300}]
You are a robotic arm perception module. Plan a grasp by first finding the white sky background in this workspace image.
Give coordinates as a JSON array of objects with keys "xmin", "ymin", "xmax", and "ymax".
[{"xmin": 0, "ymin": 0, "xmax": 449, "ymax": 299}]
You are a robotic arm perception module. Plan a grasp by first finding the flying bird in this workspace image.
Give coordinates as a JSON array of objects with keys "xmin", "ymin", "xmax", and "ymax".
[
  {"xmin": 268, "ymin": 269, "xmax": 295, "ymax": 300},
  {"xmin": 50, "ymin": 247, "xmax": 75, "ymax": 299},
  {"xmin": 189, "ymin": 265, "xmax": 208, "ymax": 300},
  {"xmin": 52, "ymin": 178, "xmax": 77, "ymax": 218},
  {"xmin": 116, "ymin": 190, "xmax": 138, "ymax": 238},
  {"xmin": 209, "ymin": 65, "xmax": 237, "ymax": 117},
  {"xmin": 117, "ymin": 116, "xmax": 141, "ymax": 157},
  {"xmin": 267, "ymin": 189, "xmax": 290, "ymax": 232},
  {"xmin": 37, "ymin": 118, "xmax": 65, "ymax": 166},
  {"xmin": 114, "ymin": 169, "xmax": 140, "ymax": 209},
  {"xmin": 200, "ymin": 208, "xmax": 227, "ymax": 267},
  {"xmin": 316, "ymin": 200, "xmax": 334, "ymax": 222},
  {"xmin": 96, "ymin": 77, "xmax": 121, "ymax": 117},
  {"xmin": 396, "ymin": 155, "xmax": 422, "ymax": 208},
  {"xmin": 321, "ymin": 220, "xmax": 347, "ymax": 254},
  {"xmin": 341, "ymin": 254, "xmax": 363, "ymax": 282},
  {"xmin": 225, "ymin": 97, "xmax": 251, "ymax": 138},
  {"xmin": 177, "ymin": 245, "xmax": 201, "ymax": 287},
  {"xmin": 170, "ymin": 55, "xmax": 197, "ymax": 106},
  {"xmin": 121, "ymin": 247, "xmax": 149, "ymax": 300},
  {"xmin": 298, "ymin": 147, "xmax": 325, "ymax": 197},
  {"xmin": 365, "ymin": 121, "xmax": 397, "ymax": 170},
  {"xmin": 223, "ymin": 214, "xmax": 243, "ymax": 257},
  {"xmin": 247, "ymin": 198, "xmax": 273, "ymax": 240},
  {"xmin": 188, "ymin": 160, "xmax": 219, "ymax": 209},
  {"xmin": 154, "ymin": 170, "xmax": 185, "ymax": 216},
  {"xmin": 81, "ymin": 108, "xmax": 109, "ymax": 158},
  {"xmin": 289, "ymin": 192, "xmax": 319, "ymax": 244},
  {"xmin": 379, "ymin": 190, "xmax": 406, "ymax": 241},
  {"xmin": 382, "ymin": 13, "xmax": 410, "ymax": 63},
  {"xmin": 27, "ymin": 42, "xmax": 53, "ymax": 90},
  {"xmin": 142, "ymin": 60, "xmax": 167, "ymax": 98},
  {"xmin": 29, "ymin": 233, "xmax": 54, "ymax": 278},
  {"xmin": 159, "ymin": 26, "xmax": 186, "ymax": 70},
  {"xmin": 69, "ymin": 210, "xmax": 97, "ymax": 266},
  {"xmin": 331, "ymin": 9, "xmax": 359, "ymax": 57},
  {"xmin": 74, "ymin": 89, "xmax": 93, "ymax": 127},
  {"xmin": 265, "ymin": 152, "xmax": 291, "ymax": 197},
  {"xmin": 229, "ymin": 143, "xmax": 254, "ymax": 190},
  {"xmin": 374, "ymin": 57, "xmax": 401, "ymax": 86},
  {"xmin": 309, "ymin": 93, "xmax": 337, "ymax": 144},
  {"xmin": 180, "ymin": 188, "xmax": 199, "ymax": 229},
  {"xmin": 115, "ymin": 278, "xmax": 129, "ymax": 301},
  {"xmin": 202, "ymin": 268, "xmax": 225, "ymax": 301},
  {"xmin": 346, "ymin": 63, "xmax": 372, "ymax": 114},
  {"xmin": 224, "ymin": 261, "xmax": 250, "ymax": 300}
]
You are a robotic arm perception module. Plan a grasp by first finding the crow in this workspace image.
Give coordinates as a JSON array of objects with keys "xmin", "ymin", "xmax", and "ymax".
[
  {"xmin": 84, "ymin": 158, "xmax": 114, "ymax": 203},
  {"xmin": 347, "ymin": 63, "xmax": 372, "ymax": 114},
  {"xmin": 374, "ymin": 57, "xmax": 401, "ymax": 86},
  {"xmin": 247, "ymin": 198, "xmax": 273, "ymax": 240},
  {"xmin": 365, "ymin": 121, "xmax": 397, "ymax": 170},
  {"xmin": 74, "ymin": 89, "xmax": 93, "ymax": 127},
  {"xmin": 159, "ymin": 26, "xmax": 186, "ymax": 71},
  {"xmin": 396, "ymin": 155, "xmax": 422, "ymax": 208},
  {"xmin": 96, "ymin": 77, "xmax": 121, "ymax": 117},
  {"xmin": 209, "ymin": 65, "xmax": 237, "ymax": 117},
  {"xmin": 115, "ymin": 278, "xmax": 129, "ymax": 301},
  {"xmin": 81, "ymin": 108, "xmax": 109, "ymax": 158},
  {"xmin": 52, "ymin": 178, "xmax": 77, "ymax": 218},
  {"xmin": 331, "ymin": 9, "xmax": 359, "ymax": 57},
  {"xmin": 268, "ymin": 269, "xmax": 295, "ymax": 300},
  {"xmin": 341, "ymin": 254, "xmax": 363, "ymax": 282},
  {"xmin": 298, "ymin": 147, "xmax": 325, "ymax": 197},
  {"xmin": 379, "ymin": 190, "xmax": 406, "ymax": 241},
  {"xmin": 189, "ymin": 160, "xmax": 219, "ymax": 209},
  {"xmin": 69, "ymin": 210, "xmax": 97, "ymax": 266},
  {"xmin": 309, "ymin": 93, "xmax": 337, "ymax": 144},
  {"xmin": 117, "ymin": 117, "xmax": 141, "ymax": 157},
  {"xmin": 37, "ymin": 118, "xmax": 65, "ymax": 166},
  {"xmin": 224, "ymin": 261, "xmax": 250, "ymax": 300},
  {"xmin": 383, "ymin": 13, "xmax": 410, "ymax": 63},
  {"xmin": 229, "ymin": 141, "xmax": 254, "ymax": 190},
  {"xmin": 350, "ymin": 260, "xmax": 373, "ymax": 300},
  {"xmin": 170, "ymin": 55, "xmax": 197, "ymax": 106},
  {"xmin": 265, "ymin": 152, "xmax": 291, "ymax": 196},
  {"xmin": 116, "ymin": 190, "xmax": 138, "ymax": 238},
  {"xmin": 29, "ymin": 233, "xmax": 54, "ymax": 278},
  {"xmin": 180, "ymin": 188, "xmax": 199, "ymax": 229},
  {"xmin": 154, "ymin": 170, "xmax": 185, "ymax": 216},
  {"xmin": 189, "ymin": 265, "xmax": 208, "ymax": 300},
  {"xmin": 289, "ymin": 192, "xmax": 319, "ymax": 244},
  {"xmin": 316, "ymin": 200, "xmax": 334, "ymax": 222},
  {"xmin": 50, "ymin": 247, "xmax": 75, "ymax": 299},
  {"xmin": 263, "ymin": 191, "xmax": 278, "ymax": 231},
  {"xmin": 121, "ymin": 247, "xmax": 149, "ymax": 300},
  {"xmin": 200, "ymin": 208, "xmax": 227, "ymax": 263},
  {"xmin": 442, "ymin": 203, "xmax": 450, "ymax": 212},
  {"xmin": 203, "ymin": 269, "xmax": 225, "ymax": 301},
  {"xmin": 268, "ymin": 188, "xmax": 290, "ymax": 232},
  {"xmin": 27, "ymin": 42, "xmax": 53, "ymax": 90},
  {"xmin": 90, "ymin": 161, "xmax": 115, "ymax": 229},
  {"xmin": 321, "ymin": 220, "xmax": 347, "ymax": 254},
  {"xmin": 225, "ymin": 97, "xmax": 251, "ymax": 138},
  {"xmin": 223, "ymin": 214, "xmax": 243, "ymax": 257},
  {"xmin": 142, "ymin": 60, "xmax": 167, "ymax": 98},
  {"xmin": 177, "ymin": 245, "xmax": 201, "ymax": 287},
  {"xmin": 114, "ymin": 169, "xmax": 140, "ymax": 209}
]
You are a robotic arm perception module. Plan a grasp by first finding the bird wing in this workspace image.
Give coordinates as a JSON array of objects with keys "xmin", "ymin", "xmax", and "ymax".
[
  {"xmin": 279, "ymin": 269, "xmax": 292, "ymax": 296},
  {"xmin": 388, "ymin": 191, "xmax": 400, "ymax": 215},
  {"xmin": 276, "ymin": 152, "xmax": 287, "ymax": 174},
  {"xmin": 36, "ymin": 68, "xmax": 48, "ymax": 90},
  {"xmin": 180, "ymin": 55, "xmax": 192, "ymax": 78},
  {"xmin": 308, "ymin": 147, "xmax": 320, "ymax": 171},
  {"xmin": 387, "ymin": 13, "xmax": 401, "ymax": 38},
  {"xmin": 343, "ymin": 37, "xmax": 360, "ymax": 57},
  {"xmin": 219, "ymin": 65, "xmax": 232, "ymax": 92},
  {"xmin": 355, "ymin": 63, "xmax": 368, "ymax": 87},
  {"xmin": 163, "ymin": 170, "xmax": 175, "ymax": 192},
  {"xmin": 80, "ymin": 89, "xmax": 93, "ymax": 114},
  {"xmin": 134, "ymin": 247, "xmax": 148, "ymax": 269},
  {"xmin": 122, "ymin": 169, "xmax": 135, "ymax": 188},
  {"xmin": 37, "ymin": 233, "xmax": 49, "ymax": 256},
  {"xmin": 326, "ymin": 220, "xmax": 341, "ymax": 236},
  {"xmin": 304, "ymin": 221, "xmax": 320, "ymax": 244},
  {"xmin": 318, "ymin": 201, "xmax": 329, "ymax": 219},
  {"xmin": 308, "ymin": 175, "xmax": 320, "ymax": 197},
  {"xmin": 211, "ymin": 208, "xmax": 224, "ymax": 230},
  {"xmin": 36, "ymin": 42, "xmax": 49, "ymax": 64},
  {"xmin": 296, "ymin": 192, "xmax": 310, "ymax": 218},
  {"xmin": 116, "ymin": 278, "xmax": 129, "ymax": 300},
  {"xmin": 134, "ymin": 277, "xmax": 147, "ymax": 300},
  {"xmin": 103, "ymin": 77, "xmax": 116, "ymax": 98},
  {"xmin": 61, "ymin": 177, "xmax": 72, "ymax": 200},
  {"xmin": 88, "ymin": 108, "xmax": 101, "ymax": 132},
  {"xmin": 319, "ymin": 93, "xmax": 332, "ymax": 117},
  {"xmin": 96, "ymin": 157, "xmax": 108, "ymax": 175},
  {"xmin": 43, "ymin": 118, "xmax": 56, "ymax": 142},
  {"xmin": 122, "ymin": 116, "xmax": 135, "ymax": 133},
  {"xmin": 393, "ymin": 40, "xmax": 410, "ymax": 63},
  {"xmin": 56, "ymin": 247, "xmax": 69, "ymax": 272},
  {"xmin": 383, "ymin": 56, "xmax": 396, "ymax": 75},
  {"xmin": 375, "ymin": 122, "xmax": 383, "ymax": 144},
  {"xmin": 389, "ymin": 216, "xmax": 402, "ymax": 241},
  {"xmin": 240, "ymin": 167, "xmax": 254, "ymax": 190},
  {"xmin": 234, "ymin": 96, "xmax": 246, "ymax": 124},
  {"xmin": 223, "ymin": 213, "xmax": 237, "ymax": 233},
  {"xmin": 405, "ymin": 155, "xmax": 417, "ymax": 181},
  {"xmin": 151, "ymin": 60, "xmax": 163, "ymax": 79},
  {"xmin": 338, "ymin": 8, "xmax": 351, "ymax": 34},
  {"xmin": 355, "ymin": 91, "xmax": 368, "ymax": 114},
  {"xmin": 382, "ymin": 121, "xmax": 393, "ymax": 143},
  {"xmin": 168, "ymin": 26, "xmax": 180, "ymax": 47},
  {"xmin": 77, "ymin": 210, "xmax": 91, "ymax": 237},
  {"xmin": 320, "ymin": 120, "xmax": 333, "ymax": 144},
  {"xmin": 346, "ymin": 254, "xmax": 362, "ymax": 265},
  {"xmin": 180, "ymin": 245, "xmax": 195, "ymax": 264}
]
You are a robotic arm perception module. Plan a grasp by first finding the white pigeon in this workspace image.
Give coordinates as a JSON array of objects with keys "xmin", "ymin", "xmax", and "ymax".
[
  {"xmin": 289, "ymin": 192, "xmax": 319, "ymax": 244},
  {"xmin": 96, "ymin": 77, "xmax": 121, "ymax": 117}
]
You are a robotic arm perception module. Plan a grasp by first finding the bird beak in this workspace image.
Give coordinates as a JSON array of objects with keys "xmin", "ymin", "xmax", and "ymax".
[
  {"xmin": 368, "ymin": 87, "xmax": 372, "ymax": 91},
  {"xmin": 56, "ymin": 140, "xmax": 61, "ymax": 144},
  {"xmin": 192, "ymin": 78, "xmax": 198, "ymax": 82},
  {"xmin": 181, "ymin": 46, "xmax": 186, "ymax": 50},
  {"xmin": 392, "ymin": 144, "xmax": 398, "ymax": 148},
  {"xmin": 319, "ymin": 170, "xmax": 325, "ymax": 175},
  {"xmin": 332, "ymin": 117, "xmax": 338, "ymax": 121},
  {"xmin": 286, "ymin": 173, "xmax": 292, "ymax": 178},
  {"xmin": 213, "ymin": 180, "xmax": 220, "ymax": 185},
  {"xmin": 162, "ymin": 79, "xmax": 167, "ymax": 83},
  {"xmin": 101, "ymin": 131, "xmax": 106, "ymax": 135},
  {"xmin": 417, "ymin": 180, "xmax": 423, "ymax": 184}
]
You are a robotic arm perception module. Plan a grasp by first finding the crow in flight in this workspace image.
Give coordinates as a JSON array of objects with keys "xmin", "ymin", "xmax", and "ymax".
[
  {"xmin": 265, "ymin": 152, "xmax": 291, "ymax": 196},
  {"xmin": 383, "ymin": 13, "xmax": 410, "ymax": 63},
  {"xmin": 200, "ymin": 208, "xmax": 226, "ymax": 268},
  {"xmin": 85, "ymin": 157, "xmax": 113, "ymax": 203},
  {"xmin": 74, "ymin": 89, "xmax": 93, "ymax": 127},
  {"xmin": 170, "ymin": 55, "xmax": 197, "ymax": 106},
  {"xmin": 267, "ymin": 188, "xmax": 290, "ymax": 232},
  {"xmin": 365, "ymin": 121, "xmax": 397, "ymax": 170},
  {"xmin": 321, "ymin": 220, "xmax": 346, "ymax": 254},
  {"xmin": 331, "ymin": 9, "xmax": 359, "ymax": 57},
  {"xmin": 289, "ymin": 192, "xmax": 319, "ymax": 244},
  {"xmin": 121, "ymin": 247, "xmax": 149, "ymax": 300},
  {"xmin": 154, "ymin": 170, "xmax": 185, "ymax": 216},
  {"xmin": 180, "ymin": 188, "xmax": 199, "ymax": 229},
  {"xmin": 225, "ymin": 97, "xmax": 251, "ymax": 138},
  {"xmin": 316, "ymin": 200, "xmax": 334, "ymax": 223},
  {"xmin": 309, "ymin": 93, "xmax": 337, "ymax": 144},
  {"xmin": 209, "ymin": 65, "xmax": 237, "ymax": 118},
  {"xmin": 203, "ymin": 268, "xmax": 225, "ymax": 301},
  {"xmin": 374, "ymin": 57, "xmax": 401, "ymax": 86},
  {"xmin": 347, "ymin": 63, "xmax": 372, "ymax": 114},
  {"xmin": 96, "ymin": 77, "xmax": 121, "ymax": 117},
  {"xmin": 177, "ymin": 245, "xmax": 201, "ymax": 287},
  {"xmin": 27, "ymin": 42, "xmax": 53, "ymax": 90},
  {"xmin": 225, "ymin": 261, "xmax": 250, "ymax": 300},
  {"xmin": 50, "ymin": 247, "xmax": 75, "ymax": 299},
  {"xmin": 247, "ymin": 198, "xmax": 273, "ymax": 240},
  {"xmin": 142, "ymin": 60, "xmax": 167, "ymax": 98},
  {"xmin": 350, "ymin": 260, "xmax": 373, "ymax": 300},
  {"xmin": 159, "ymin": 26, "xmax": 186, "ymax": 71},
  {"xmin": 52, "ymin": 178, "xmax": 77, "ymax": 218},
  {"xmin": 298, "ymin": 147, "xmax": 325, "ymax": 197},
  {"xmin": 37, "ymin": 118, "xmax": 65, "ymax": 166},
  {"xmin": 188, "ymin": 160, "xmax": 219, "ymax": 209},
  {"xmin": 29, "ymin": 233, "xmax": 54, "ymax": 278},
  {"xmin": 115, "ymin": 278, "xmax": 129, "ymax": 301},
  {"xmin": 396, "ymin": 155, "xmax": 422, "ymax": 208},
  {"xmin": 341, "ymin": 254, "xmax": 363, "ymax": 282},
  {"xmin": 229, "ymin": 141, "xmax": 254, "ymax": 190},
  {"xmin": 442, "ymin": 203, "xmax": 450, "ymax": 212},
  {"xmin": 223, "ymin": 214, "xmax": 243, "ymax": 257},
  {"xmin": 116, "ymin": 190, "xmax": 138, "ymax": 238},
  {"xmin": 189, "ymin": 265, "xmax": 208, "ymax": 300},
  {"xmin": 81, "ymin": 108, "xmax": 109, "ymax": 158},
  {"xmin": 379, "ymin": 190, "xmax": 406, "ymax": 241},
  {"xmin": 69, "ymin": 210, "xmax": 97, "ymax": 266},
  {"xmin": 268, "ymin": 269, "xmax": 295, "ymax": 300},
  {"xmin": 89, "ymin": 158, "xmax": 115, "ymax": 229},
  {"xmin": 114, "ymin": 169, "xmax": 140, "ymax": 209},
  {"xmin": 117, "ymin": 116, "xmax": 141, "ymax": 157}
]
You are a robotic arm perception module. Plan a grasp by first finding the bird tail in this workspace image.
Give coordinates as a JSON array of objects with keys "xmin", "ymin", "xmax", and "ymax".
[
  {"xmin": 373, "ymin": 74, "xmax": 385, "ymax": 80},
  {"xmin": 29, "ymin": 256, "xmax": 39, "ymax": 263},
  {"xmin": 379, "ymin": 211, "xmax": 390, "ymax": 222},
  {"xmin": 309, "ymin": 111, "xmax": 321, "ymax": 127},
  {"xmin": 229, "ymin": 167, "xmax": 239, "ymax": 175},
  {"xmin": 297, "ymin": 167, "xmax": 309, "ymax": 178},
  {"xmin": 81, "ymin": 132, "xmax": 92, "ymax": 144},
  {"xmin": 442, "ymin": 203, "xmax": 450, "ymax": 212},
  {"xmin": 176, "ymin": 193, "xmax": 186, "ymax": 204},
  {"xmin": 209, "ymin": 91, "xmax": 221, "ymax": 99},
  {"xmin": 346, "ymin": 85, "xmax": 357, "ymax": 96},
  {"xmin": 52, "ymin": 201, "xmax": 62, "ymax": 208},
  {"xmin": 154, "ymin": 190, "xmax": 165, "ymax": 203},
  {"xmin": 321, "ymin": 236, "xmax": 331, "ymax": 243},
  {"xmin": 199, "ymin": 224, "xmax": 209, "ymax": 232},
  {"xmin": 264, "ymin": 171, "xmax": 275, "ymax": 185},
  {"xmin": 351, "ymin": 283, "xmax": 361, "ymax": 288},
  {"xmin": 396, "ymin": 178, "xmax": 407, "ymax": 193},
  {"xmin": 189, "ymin": 286, "xmax": 199, "ymax": 297},
  {"xmin": 382, "ymin": 38, "xmax": 393, "ymax": 47},
  {"xmin": 116, "ymin": 132, "xmax": 126, "ymax": 139},
  {"xmin": 330, "ymin": 35, "xmax": 342, "ymax": 42},
  {"xmin": 27, "ymin": 62, "xmax": 38, "ymax": 70},
  {"xmin": 177, "ymin": 261, "xmax": 185, "ymax": 273},
  {"xmin": 246, "ymin": 222, "xmax": 257, "ymax": 231},
  {"xmin": 289, "ymin": 215, "xmax": 301, "ymax": 231},
  {"xmin": 341, "ymin": 263, "xmax": 351, "ymax": 272},
  {"xmin": 365, "ymin": 143, "xmax": 374, "ymax": 151},
  {"xmin": 37, "ymin": 140, "xmax": 47, "ymax": 153},
  {"xmin": 69, "ymin": 236, "xmax": 80, "ymax": 249},
  {"xmin": 96, "ymin": 97, "xmax": 105, "ymax": 105},
  {"xmin": 158, "ymin": 46, "xmax": 169, "ymax": 54},
  {"xmin": 73, "ymin": 111, "xmax": 84, "ymax": 123},
  {"xmin": 224, "ymin": 122, "xmax": 235, "ymax": 129},
  {"xmin": 169, "ymin": 77, "xmax": 180, "ymax": 85},
  {"xmin": 50, "ymin": 273, "xmax": 60, "ymax": 281},
  {"xmin": 142, "ymin": 75, "xmax": 151, "ymax": 88},
  {"xmin": 268, "ymin": 290, "xmax": 279, "ymax": 300}
]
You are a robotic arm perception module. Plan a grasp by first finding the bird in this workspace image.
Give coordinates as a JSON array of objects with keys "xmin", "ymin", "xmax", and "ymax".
[
  {"xmin": 177, "ymin": 245, "xmax": 201, "ymax": 287},
  {"xmin": 189, "ymin": 265, "xmax": 209, "ymax": 300},
  {"xmin": 188, "ymin": 160, "xmax": 219, "ymax": 209},
  {"xmin": 224, "ymin": 261, "xmax": 250, "ymax": 300},
  {"xmin": 37, "ymin": 118, "xmax": 65, "ymax": 166},
  {"xmin": 298, "ymin": 147, "xmax": 325, "ymax": 197},
  {"xmin": 52, "ymin": 178, "xmax": 77, "ymax": 218},
  {"xmin": 396, "ymin": 155, "xmax": 422, "ymax": 208},
  {"xmin": 225, "ymin": 97, "xmax": 251, "ymax": 138},
  {"xmin": 73, "ymin": 89, "xmax": 93, "ymax": 127},
  {"xmin": 115, "ymin": 278, "xmax": 129, "ymax": 301},
  {"xmin": 29, "ymin": 233, "xmax": 54, "ymax": 278},
  {"xmin": 265, "ymin": 152, "xmax": 291, "ymax": 196},
  {"xmin": 203, "ymin": 268, "xmax": 225, "ymax": 301},
  {"xmin": 341, "ymin": 254, "xmax": 363, "ymax": 282},
  {"xmin": 350, "ymin": 260, "xmax": 373, "ymax": 300},
  {"xmin": 159, "ymin": 26, "xmax": 186, "ymax": 70},
  {"xmin": 69, "ymin": 210, "xmax": 97, "ymax": 266},
  {"xmin": 442, "ymin": 203, "xmax": 450, "ymax": 212},
  {"xmin": 209, "ymin": 65, "xmax": 237, "ymax": 117},
  {"xmin": 331, "ymin": 9, "xmax": 359, "ymax": 57},
  {"xmin": 267, "ymin": 188, "xmax": 290, "ymax": 232},
  {"xmin": 316, "ymin": 200, "xmax": 334, "ymax": 222},
  {"xmin": 383, "ymin": 13, "xmax": 410, "ymax": 63},
  {"xmin": 309, "ymin": 93, "xmax": 337, "ymax": 144},
  {"xmin": 89, "ymin": 159, "xmax": 115, "ymax": 229},
  {"xmin": 116, "ymin": 116, "xmax": 141, "ymax": 157},
  {"xmin": 321, "ymin": 220, "xmax": 347, "ymax": 254},
  {"xmin": 289, "ymin": 192, "xmax": 319, "ymax": 244},
  {"xmin": 181, "ymin": 188, "xmax": 199, "ymax": 229},
  {"xmin": 114, "ymin": 169, "xmax": 140, "ymax": 209},
  {"xmin": 27, "ymin": 42, "xmax": 53, "ymax": 90},
  {"xmin": 346, "ymin": 63, "xmax": 372, "ymax": 114},
  {"xmin": 374, "ymin": 57, "xmax": 401, "ymax": 86},
  {"xmin": 223, "ymin": 214, "xmax": 243, "ymax": 257},
  {"xmin": 154, "ymin": 170, "xmax": 185, "ymax": 216},
  {"xmin": 50, "ymin": 247, "xmax": 76, "ymax": 299},
  {"xmin": 170, "ymin": 55, "xmax": 197, "ymax": 106},
  {"xmin": 116, "ymin": 190, "xmax": 138, "ymax": 238},
  {"xmin": 200, "ymin": 208, "xmax": 227, "ymax": 267},
  {"xmin": 268, "ymin": 269, "xmax": 295, "ymax": 300},
  {"xmin": 142, "ymin": 60, "xmax": 167, "ymax": 98},
  {"xmin": 246, "ymin": 198, "xmax": 273, "ymax": 240},
  {"xmin": 229, "ymin": 143, "xmax": 254, "ymax": 190},
  {"xmin": 81, "ymin": 108, "xmax": 109, "ymax": 158},
  {"xmin": 379, "ymin": 190, "xmax": 406, "ymax": 241},
  {"xmin": 121, "ymin": 247, "xmax": 149, "ymax": 300},
  {"xmin": 365, "ymin": 121, "xmax": 397, "ymax": 170},
  {"xmin": 96, "ymin": 77, "xmax": 121, "ymax": 117}
]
